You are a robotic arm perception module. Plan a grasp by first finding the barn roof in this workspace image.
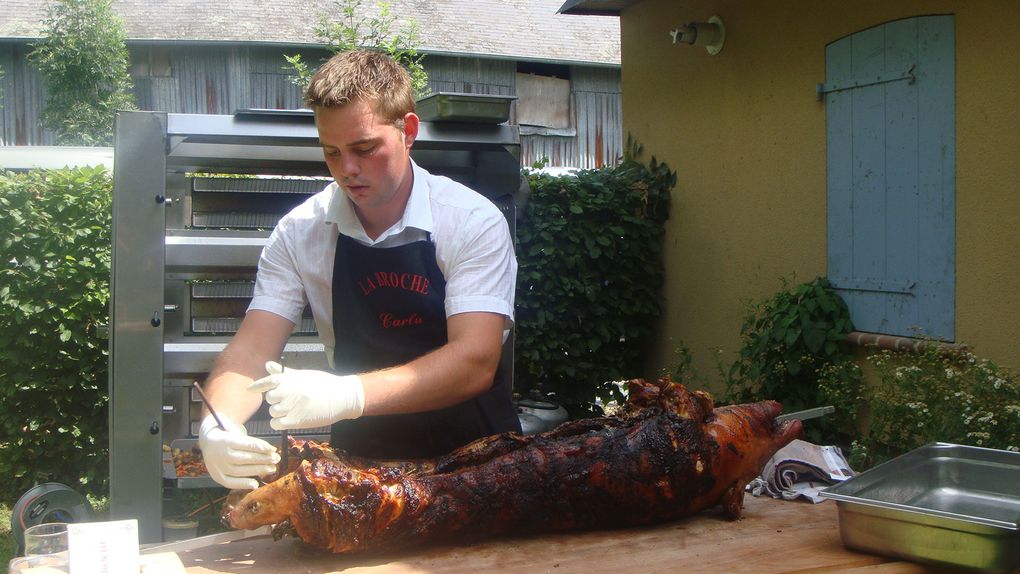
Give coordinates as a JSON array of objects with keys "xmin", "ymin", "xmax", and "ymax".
[{"xmin": 0, "ymin": 0, "xmax": 620, "ymax": 66}]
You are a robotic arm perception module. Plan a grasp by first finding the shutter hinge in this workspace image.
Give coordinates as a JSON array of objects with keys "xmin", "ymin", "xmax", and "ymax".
[
  {"xmin": 830, "ymin": 278, "xmax": 916, "ymax": 295},
  {"xmin": 817, "ymin": 64, "xmax": 916, "ymax": 101}
]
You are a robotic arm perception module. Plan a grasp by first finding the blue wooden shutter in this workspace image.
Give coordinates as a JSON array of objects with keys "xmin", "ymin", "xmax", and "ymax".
[{"xmin": 825, "ymin": 15, "xmax": 956, "ymax": 340}]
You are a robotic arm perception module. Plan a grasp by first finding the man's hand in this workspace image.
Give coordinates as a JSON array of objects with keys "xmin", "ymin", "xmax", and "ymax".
[
  {"xmin": 248, "ymin": 361, "xmax": 365, "ymax": 430},
  {"xmin": 198, "ymin": 414, "xmax": 280, "ymax": 490}
]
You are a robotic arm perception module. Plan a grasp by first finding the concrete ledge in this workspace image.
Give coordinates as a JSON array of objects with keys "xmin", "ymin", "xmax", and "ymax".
[
  {"xmin": 0, "ymin": 145, "xmax": 114, "ymax": 170},
  {"xmin": 845, "ymin": 331, "xmax": 968, "ymax": 354}
]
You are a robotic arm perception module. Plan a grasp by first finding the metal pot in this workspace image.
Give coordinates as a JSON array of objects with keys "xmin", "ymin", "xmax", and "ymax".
[{"xmin": 517, "ymin": 395, "xmax": 569, "ymax": 434}]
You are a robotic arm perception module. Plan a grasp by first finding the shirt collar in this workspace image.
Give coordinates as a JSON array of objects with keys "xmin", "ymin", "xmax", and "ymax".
[{"xmin": 325, "ymin": 158, "xmax": 434, "ymax": 243}]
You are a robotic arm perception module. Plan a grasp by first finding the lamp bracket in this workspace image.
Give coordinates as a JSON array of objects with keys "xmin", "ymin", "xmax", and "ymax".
[{"xmin": 669, "ymin": 15, "xmax": 725, "ymax": 55}]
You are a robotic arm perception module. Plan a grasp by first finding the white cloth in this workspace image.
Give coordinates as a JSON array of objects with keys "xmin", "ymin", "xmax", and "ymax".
[
  {"xmin": 249, "ymin": 159, "xmax": 517, "ymax": 367},
  {"xmin": 748, "ymin": 439, "xmax": 856, "ymax": 503}
]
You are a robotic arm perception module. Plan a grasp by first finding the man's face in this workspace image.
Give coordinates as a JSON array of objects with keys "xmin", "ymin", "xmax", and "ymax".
[{"xmin": 316, "ymin": 99, "xmax": 418, "ymax": 212}]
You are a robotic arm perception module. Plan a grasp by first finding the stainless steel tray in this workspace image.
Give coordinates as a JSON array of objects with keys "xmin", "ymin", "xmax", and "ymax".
[{"xmin": 820, "ymin": 442, "xmax": 1020, "ymax": 572}]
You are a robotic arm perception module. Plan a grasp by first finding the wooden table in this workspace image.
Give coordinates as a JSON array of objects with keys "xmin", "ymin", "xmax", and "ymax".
[{"xmin": 175, "ymin": 496, "xmax": 961, "ymax": 573}]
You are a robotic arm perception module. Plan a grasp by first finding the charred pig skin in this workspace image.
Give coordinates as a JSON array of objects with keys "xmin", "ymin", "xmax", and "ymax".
[{"xmin": 227, "ymin": 376, "xmax": 802, "ymax": 553}]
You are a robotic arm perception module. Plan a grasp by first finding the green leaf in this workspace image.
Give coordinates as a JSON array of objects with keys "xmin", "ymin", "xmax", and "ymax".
[{"xmin": 783, "ymin": 328, "xmax": 798, "ymax": 347}]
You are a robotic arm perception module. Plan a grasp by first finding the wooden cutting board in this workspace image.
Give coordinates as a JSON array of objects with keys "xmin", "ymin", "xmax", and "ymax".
[{"xmin": 175, "ymin": 496, "xmax": 957, "ymax": 573}]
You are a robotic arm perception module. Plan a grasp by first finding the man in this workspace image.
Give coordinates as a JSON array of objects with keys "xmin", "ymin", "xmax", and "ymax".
[{"xmin": 198, "ymin": 50, "xmax": 521, "ymax": 490}]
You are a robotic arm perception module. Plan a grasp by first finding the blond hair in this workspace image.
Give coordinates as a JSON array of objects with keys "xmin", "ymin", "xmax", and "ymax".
[{"xmin": 305, "ymin": 50, "xmax": 415, "ymax": 126}]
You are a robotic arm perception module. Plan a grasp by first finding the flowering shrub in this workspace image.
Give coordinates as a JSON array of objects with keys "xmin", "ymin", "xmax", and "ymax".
[
  {"xmin": 859, "ymin": 346, "xmax": 1020, "ymax": 460},
  {"xmin": 816, "ymin": 358, "xmax": 866, "ymax": 431}
]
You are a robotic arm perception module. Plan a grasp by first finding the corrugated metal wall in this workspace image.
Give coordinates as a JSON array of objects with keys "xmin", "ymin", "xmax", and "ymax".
[
  {"xmin": 0, "ymin": 42, "xmax": 620, "ymax": 167},
  {"xmin": 425, "ymin": 55, "xmax": 515, "ymax": 97},
  {"xmin": 574, "ymin": 66, "xmax": 623, "ymax": 168},
  {"xmin": 132, "ymin": 45, "xmax": 322, "ymax": 114},
  {"xmin": 0, "ymin": 43, "xmax": 51, "ymax": 146},
  {"xmin": 520, "ymin": 65, "xmax": 621, "ymax": 169}
]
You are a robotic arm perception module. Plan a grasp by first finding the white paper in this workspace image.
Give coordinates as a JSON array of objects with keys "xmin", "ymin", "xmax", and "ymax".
[{"xmin": 67, "ymin": 519, "xmax": 140, "ymax": 574}]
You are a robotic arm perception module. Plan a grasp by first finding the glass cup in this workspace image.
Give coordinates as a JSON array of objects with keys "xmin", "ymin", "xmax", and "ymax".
[
  {"xmin": 7, "ymin": 554, "xmax": 68, "ymax": 573},
  {"xmin": 20, "ymin": 523, "xmax": 69, "ymax": 573},
  {"xmin": 23, "ymin": 522, "xmax": 69, "ymax": 557}
]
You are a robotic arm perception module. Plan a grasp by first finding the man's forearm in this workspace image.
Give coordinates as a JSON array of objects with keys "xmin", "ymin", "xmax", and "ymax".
[
  {"xmin": 202, "ymin": 309, "xmax": 295, "ymax": 424},
  {"xmin": 359, "ymin": 311, "xmax": 505, "ymax": 416},
  {"xmin": 203, "ymin": 360, "xmax": 266, "ymax": 425}
]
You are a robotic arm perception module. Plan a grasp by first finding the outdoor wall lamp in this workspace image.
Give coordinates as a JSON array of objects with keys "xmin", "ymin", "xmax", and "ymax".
[{"xmin": 669, "ymin": 15, "xmax": 725, "ymax": 55}]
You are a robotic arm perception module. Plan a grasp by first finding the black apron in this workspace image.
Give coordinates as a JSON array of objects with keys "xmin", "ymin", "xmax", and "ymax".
[{"xmin": 330, "ymin": 232, "xmax": 520, "ymax": 459}]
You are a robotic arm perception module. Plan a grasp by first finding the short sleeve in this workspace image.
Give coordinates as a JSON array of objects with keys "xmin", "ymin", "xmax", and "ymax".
[
  {"xmin": 249, "ymin": 217, "xmax": 309, "ymax": 324},
  {"xmin": 441, "ymin": 204, "xmax": 517, "ymax": 325}
]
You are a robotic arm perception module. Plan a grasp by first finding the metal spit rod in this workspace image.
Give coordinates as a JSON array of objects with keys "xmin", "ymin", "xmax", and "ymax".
[
  {"xmin": 775, "ymin": 405, "xmax": 836, "ymax": 422},
  {"xmin": 191, "ymin": 382, "xmax": 226, "ymax": 430}
]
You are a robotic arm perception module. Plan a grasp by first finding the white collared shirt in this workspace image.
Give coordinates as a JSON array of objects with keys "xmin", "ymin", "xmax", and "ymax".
[{"xmin": 249, "ymin": 160, "xmax": 517, "ymax": 362}]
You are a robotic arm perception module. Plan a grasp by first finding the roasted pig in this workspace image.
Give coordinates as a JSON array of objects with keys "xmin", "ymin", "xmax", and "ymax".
[{"xmin": 226, "ymin": 376, "xmax": 802, "ymax": 553}]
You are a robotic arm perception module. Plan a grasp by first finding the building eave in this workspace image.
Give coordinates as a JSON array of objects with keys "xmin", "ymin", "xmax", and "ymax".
[{"xmin": 557, "ymin": 0, "xmax": 640, "ymax": 16}]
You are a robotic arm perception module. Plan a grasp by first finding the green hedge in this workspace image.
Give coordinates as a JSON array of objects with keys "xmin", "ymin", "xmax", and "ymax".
[
  {"xmin": 514, "ymin": 148, "xmax": 675, "ymax": 412},
  {"xmin": 0, "ymin": 167, "xmax": 111, "ymax": 503},
  {"xmin": 0, "ymin": 151, "xmax": 675, "ymax": 501}
]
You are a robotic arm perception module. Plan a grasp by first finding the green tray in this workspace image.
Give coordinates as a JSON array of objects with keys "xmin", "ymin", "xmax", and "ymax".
[{"xmin": 416, "ymin": 92, "xmax": 515, "ymax": 124}]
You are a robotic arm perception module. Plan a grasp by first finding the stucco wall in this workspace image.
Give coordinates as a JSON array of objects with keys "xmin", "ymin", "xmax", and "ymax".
[{"xmin": 621, "ymin": 1, "xmax": 1020, "ymax": 390}]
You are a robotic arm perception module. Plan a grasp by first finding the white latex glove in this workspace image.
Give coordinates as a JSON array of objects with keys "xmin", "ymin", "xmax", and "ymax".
[
  {"xmin": 248, "ymin": 361, "xmax": 365, "ymax": 431},
  {"xmin": 198, "ymin": 413, "xmax": 280, "ymax": 490}
]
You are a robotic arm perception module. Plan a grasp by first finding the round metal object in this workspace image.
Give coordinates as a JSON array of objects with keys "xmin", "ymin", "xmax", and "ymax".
[
  {"xmin": 517, "ymin": 412, "xmax": 546, "ymax": 436},
  {"xmin": 10, "ymin": 483, "xmax": 93, "ymax": 555}
]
